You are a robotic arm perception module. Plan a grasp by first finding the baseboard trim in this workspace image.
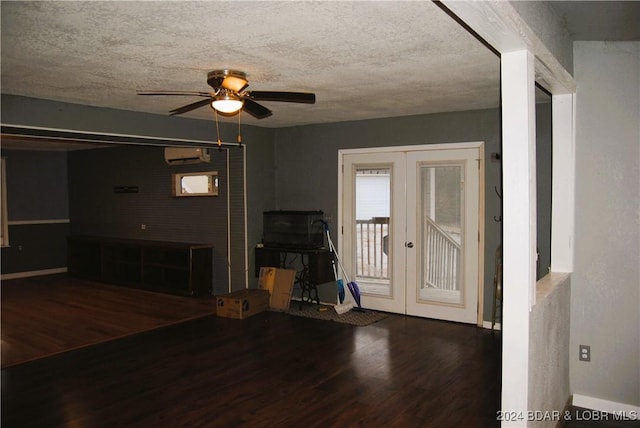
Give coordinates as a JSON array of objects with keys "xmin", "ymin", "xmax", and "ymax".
[
  {"xmin": 572, "ymin": 394, "xmax": 640, "ymax": 415},
  {"xmin": 1, "ymin": 267, "xmax": 67, "ymax": 280}
]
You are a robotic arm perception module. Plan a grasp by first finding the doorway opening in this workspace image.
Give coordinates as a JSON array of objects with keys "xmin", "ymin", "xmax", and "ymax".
[{"xmin": 339, "ymin": 143, "xmax": 484, "ymax": 324}]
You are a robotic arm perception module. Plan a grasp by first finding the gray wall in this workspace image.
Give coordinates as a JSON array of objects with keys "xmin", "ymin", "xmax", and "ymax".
[
  {"xmin": 2, "ymin": 95, "xmax": 266, "ymax": 291},
  {"xmin": 572, "ymin": 42, "xmax": 640, "ymax": 407},
  {"xmin": 245, "ymin": 127, "xmax": 277, "ymax": 285},
  {"xmin": 3, "ymin": 95, "xmax": 555, "ymax": 324},
  {"xmin": 265, "ymin": 109, "xmax": 504, "ymax": 319},
  {"xmin": 2, "ymin": 95, "xmax": 234, "ymax": 143},
  {"xmin": 0, "ymin": 149, "xmax": 69, "ymax": 273},
  {"xmin": 67, "ymin": 145, "xmax": 230, "ymax": 295}
]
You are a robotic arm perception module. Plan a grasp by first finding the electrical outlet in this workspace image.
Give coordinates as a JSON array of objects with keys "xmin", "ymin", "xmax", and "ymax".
[
  {"xmin": 579, "ymin": 345, "xmax": 591, "ymax": 362},
  {"xmin": 141, "ymin": 224, "xmax": 146, "ymax": 230}
]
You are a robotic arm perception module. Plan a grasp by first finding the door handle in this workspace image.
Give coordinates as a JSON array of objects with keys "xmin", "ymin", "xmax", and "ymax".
[{"xmin": 406, "ymin": 242, "xmax": 414, "ymax": 248}]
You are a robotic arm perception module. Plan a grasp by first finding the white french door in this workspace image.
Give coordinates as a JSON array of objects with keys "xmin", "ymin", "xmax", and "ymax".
[
  {"xmin": 341, "ymin": 151, "xmax": 407, "ymax": 314},
  {"xmin": 340, "ymin": 143, "xmax": 483, "ymax": 324}
]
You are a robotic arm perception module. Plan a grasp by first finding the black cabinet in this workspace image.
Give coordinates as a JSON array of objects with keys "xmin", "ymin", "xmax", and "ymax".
[
  {"xmin": 68, "ymin": 236, "xmax": 213, "ymax": 296},
  {"xmin": 255, "ymin": 247, "xmax": 334, "ymax": 307},
  {"xmin": 255, "ymin": 247, "xmax": 334, "ymax": 284}
]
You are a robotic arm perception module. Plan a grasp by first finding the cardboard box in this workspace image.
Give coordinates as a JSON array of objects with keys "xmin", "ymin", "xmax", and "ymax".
[
  {"xmin": 215, "ymin": 289, "xmax": 270, "ymax": 319},
  {"xmin": 258, "ymin": 267, "xmax": 296, "ymax": 310}
]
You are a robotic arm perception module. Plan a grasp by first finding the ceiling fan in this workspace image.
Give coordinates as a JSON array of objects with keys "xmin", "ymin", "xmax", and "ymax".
[{"xmin": 137, "ymin": 69, "xmax": 316, "ymax": 119}]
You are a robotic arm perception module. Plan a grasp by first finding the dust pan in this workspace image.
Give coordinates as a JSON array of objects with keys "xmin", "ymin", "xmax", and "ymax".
[{"xmin": 334, "ymin": 301, "xmax": 354, "ymax": 315}]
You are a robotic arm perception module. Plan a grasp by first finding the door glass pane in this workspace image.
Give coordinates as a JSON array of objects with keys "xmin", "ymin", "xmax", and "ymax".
[
  {"xmin": 419, "ymin": 164, "xmax": 463, "ymax": 305},
  {"xmin": 354, "ymin": 168, "xmax": 391, "ymax": 296}
]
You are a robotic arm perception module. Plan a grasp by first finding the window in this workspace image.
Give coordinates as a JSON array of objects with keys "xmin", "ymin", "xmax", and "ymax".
[{"xmin": 172, "ymin": 171, "xmax": 218, "ymax": 197}]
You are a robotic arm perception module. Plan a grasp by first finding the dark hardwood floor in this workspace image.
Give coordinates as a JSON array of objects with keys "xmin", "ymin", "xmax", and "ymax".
[
  {"xmin": 1, "ymin": 274, "xmax": 216, "ymax": 367},
  {"xmin": 1, "ymin": 279, "xmax": 503, "ymax": 428},
  {"xmin": 3, "ymin": 275, "xmax": 634, "ymax": 427}
]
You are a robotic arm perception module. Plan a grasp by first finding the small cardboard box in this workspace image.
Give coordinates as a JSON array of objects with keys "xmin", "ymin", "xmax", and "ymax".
[
  {"xmin": 215, "ymin": 289, "xmax": 270, "ymax": 319},
  {"xmin": 258, "ymin": 267, "xmax": 296, "ymax": 310}
]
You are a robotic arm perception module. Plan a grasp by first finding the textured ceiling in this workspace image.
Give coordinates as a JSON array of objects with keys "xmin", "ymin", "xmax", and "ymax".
[
  {"xmin": 1, "ymin": 1, "xmax": 637, "ymax": 132},
  {"xmin": 0, "ymin": 1, "xmax": 500, "ymax": 129}
]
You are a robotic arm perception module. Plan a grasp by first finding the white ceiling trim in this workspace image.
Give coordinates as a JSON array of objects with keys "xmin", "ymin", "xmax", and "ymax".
[{"xmin": 1, "ymin": 123, "xmax": 238, "ymax": 148}]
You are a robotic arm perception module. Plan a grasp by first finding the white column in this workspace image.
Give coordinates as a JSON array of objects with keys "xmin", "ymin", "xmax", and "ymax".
[
  {"xmin": 501, "ymin": 50, "xmax": 537, "ymax": 427},
  {"xmin": 551, "ymin": 94, "xmax": 576, "ymax": 272}
]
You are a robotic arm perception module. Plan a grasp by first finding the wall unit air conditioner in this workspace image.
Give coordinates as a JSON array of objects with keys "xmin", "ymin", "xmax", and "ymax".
[{"xmin": 164, "ymin": 147, "xmax": 211, "ymax": 165}]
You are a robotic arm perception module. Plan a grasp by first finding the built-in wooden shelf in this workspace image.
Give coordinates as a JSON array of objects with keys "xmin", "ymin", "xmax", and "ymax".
[{"xmin": 68, "ymin": 236, "xmax": 213, "ymax": 296}]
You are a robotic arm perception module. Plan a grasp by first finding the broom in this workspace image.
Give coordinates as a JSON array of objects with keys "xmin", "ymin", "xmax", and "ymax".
[
  {"xmin": 324, "ymin": 222, "xmax": 354, "ymax": 315},
  {"xmin": 324, "ymin": 222, "xmax": 366, "ymax": 313},
  {"xmin": 333, "ymin": 244, "xmax": 364, "ymax": 312}
]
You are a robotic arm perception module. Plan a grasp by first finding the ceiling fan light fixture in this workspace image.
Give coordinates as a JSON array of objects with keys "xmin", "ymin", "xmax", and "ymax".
[
  {"xmin": 208, "ymin": 69, "xmax": 248, "ymax": 93},
  {"xmin": 211, "ymin": 93, "xmax": 244, "ymax": 114},
  {"xmin": 222, "ymin": 75, "xmax": 249, "ymax": 93}
]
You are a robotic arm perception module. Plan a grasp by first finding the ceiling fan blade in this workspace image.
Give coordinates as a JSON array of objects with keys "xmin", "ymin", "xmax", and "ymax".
[
  {"xmin": 248, "ymin": 91, "xmax": 315, "ymax": 104},
  {"xmin": 169, "ymin": 98, "xmax": 212, "ymax": 116},
  {"xmin": 137, "ymin": 90, "xmax": 211, "ymax": 97},
  {"xmin": 243, "ymin": 98, "xmax": 273, "ymax": 119}
]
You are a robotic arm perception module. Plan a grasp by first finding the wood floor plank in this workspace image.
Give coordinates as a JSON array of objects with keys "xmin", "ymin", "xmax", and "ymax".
[
  {"xmin": 1, "ymin": 274, "xmax": 507, "ymax": 427},
  {"xmin": 2, "ymin": 307, "xmax": 503, "ymax": 427},
  {"xmin": 1, "ymin": 274, "xmax": 216, "ymax": 367},
  {"xmin": 2, "ymin": 276, "xmax": 634, "ymax": 427}
]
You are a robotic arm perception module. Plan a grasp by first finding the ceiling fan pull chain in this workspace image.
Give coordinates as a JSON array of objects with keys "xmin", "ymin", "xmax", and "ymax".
[
  {"xmin": 214, "ymin": 109, "xmax": 223, "ymax": 151},
  {"xmin": 237, "ymin": 111, "xmax": 242, "ymax": 146}
]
